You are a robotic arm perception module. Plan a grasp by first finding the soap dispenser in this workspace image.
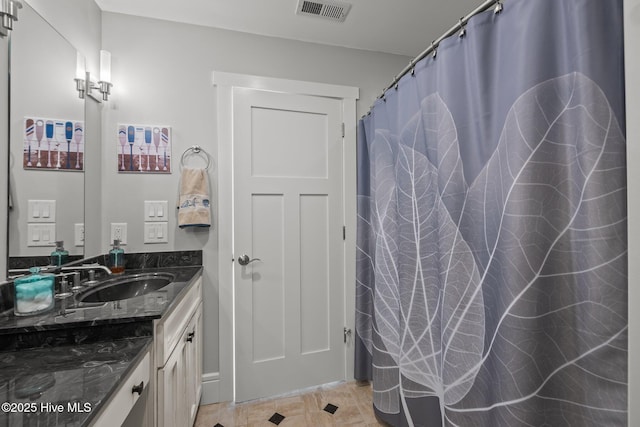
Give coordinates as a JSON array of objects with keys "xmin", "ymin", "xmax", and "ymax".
[
  {"xmin": 109, "ymin": 239, "xmax": 125, "ymax": 275},
  {"xmin": 50, "ymin": 241, "xmax": 69, "ymax": 266}
]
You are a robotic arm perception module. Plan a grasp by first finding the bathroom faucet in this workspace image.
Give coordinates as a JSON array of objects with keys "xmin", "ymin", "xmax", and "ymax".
[
  {"xmin": 61, "ymin": 264, "xmax": 113, "ymax": 276},
  {"xmin": 8, "ymin": 264, "xmax": 113, "ymax": 283},
  {"xmin": 61, "ymin": 264, "xmax": 113, "ymax": 286}
]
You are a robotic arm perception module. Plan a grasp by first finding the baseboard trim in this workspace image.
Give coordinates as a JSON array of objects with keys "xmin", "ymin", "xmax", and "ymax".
[{"xmin": 200, "ymin": 372, "xmax": 221, "ymax": 405}]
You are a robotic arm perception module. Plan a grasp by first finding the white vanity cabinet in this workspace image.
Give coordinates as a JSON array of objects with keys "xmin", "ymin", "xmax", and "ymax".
[
  {"xmin": 90, "ymin": 349, "xmax": 152, "ymax": 427},
  {"xmin": 155, "ymin": 276, "xmax": 203, "ymax": 427}
]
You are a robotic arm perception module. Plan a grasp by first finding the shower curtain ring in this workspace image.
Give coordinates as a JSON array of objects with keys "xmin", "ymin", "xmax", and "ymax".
[
  {"xmin": 458, "ymin": 18, "xmax": 466, "ymax": 38},
  {"xmin": 431, "ymin": 41, "xmax": 438, "ymax": 59},
  {"xmin": 494, "ymin": 0, "xmax": 503, "ymax": 14}
]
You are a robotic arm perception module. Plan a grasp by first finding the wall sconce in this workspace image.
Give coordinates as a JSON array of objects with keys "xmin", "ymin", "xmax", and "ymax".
[
  {"xmin": 74, "ymin": 50, "xmax": 113, "ymax": 102},
  {"xmin": 0, "ymin": 0, "xmax": 22, "ymax": 38},
  {"xmin": 98, "ymin": 50, "xmax": 112, "ymax": 101},
  {"xmin": 75, "ymin": 52, "xmax": 86, "ymax": 99}
]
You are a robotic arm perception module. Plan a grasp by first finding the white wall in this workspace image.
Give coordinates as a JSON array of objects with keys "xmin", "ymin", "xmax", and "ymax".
[
  {"xmin": 100, "ymin": 11, "xmax": 410, "ymax": 398},
  {"xmin": 625, "ymin": 0, "xmax": 639, "ymax": 425}
]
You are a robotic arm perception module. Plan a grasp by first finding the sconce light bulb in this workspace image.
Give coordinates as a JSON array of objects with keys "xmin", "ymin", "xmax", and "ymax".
[
  {"xmin": 100, "ymin": 50, "xmax": 111, "ymax": 83},
  {"xmin": 75, "ymin": 52, "xmax": 86, "ymax": 80}
]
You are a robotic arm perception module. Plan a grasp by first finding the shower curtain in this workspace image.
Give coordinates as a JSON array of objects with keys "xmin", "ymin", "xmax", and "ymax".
[{"xmin": 355, "ymin": 0, "xmax": 627, "ymax": 426}]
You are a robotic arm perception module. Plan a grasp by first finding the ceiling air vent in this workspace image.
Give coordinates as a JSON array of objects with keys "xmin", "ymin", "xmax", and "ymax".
[{"xmin": 296, "ymin": 0, "xmax": 352, "ymax": 22}]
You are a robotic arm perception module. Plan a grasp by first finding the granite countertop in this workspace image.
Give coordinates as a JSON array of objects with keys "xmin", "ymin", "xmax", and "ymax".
[
  {"xmin": 0, "ymin": 265, "xmax": 203, "ymax": 335},
  {"xmin": 0, "ymin": 260, "xmax": 203, "ymax": 426},
  {"xmin": 0, "ymin": 337, "xmax": 152, "ymax": 427}
]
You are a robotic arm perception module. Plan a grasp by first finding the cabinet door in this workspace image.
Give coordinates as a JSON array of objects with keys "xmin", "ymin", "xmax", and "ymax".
[
  {"xmin": 194, "ymin": 303, "xmax": 203, "ymax": 406},
  {"xmin": 157, "ymin": 340, "xmax": 187, "ymax": 427},
  {"xmin": 186, "ymin": 303, "xmax": 203, "ymax": 426}
]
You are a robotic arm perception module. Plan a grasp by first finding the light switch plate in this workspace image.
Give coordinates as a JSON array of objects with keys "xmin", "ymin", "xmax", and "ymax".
[
  {"xmin": 144, "ymin": 222, "xmax": 168, "ymax": 243},
  {"xmin": 27, "ymin": 223, "xmax": 56, "ymax": 247},
  {"xmin": 28, "ymin": 200, "xmax": 56, "ymax": 223},
  {"xmin": 144, "ymin": 200, "xmax": 169, "ymax": 222}
]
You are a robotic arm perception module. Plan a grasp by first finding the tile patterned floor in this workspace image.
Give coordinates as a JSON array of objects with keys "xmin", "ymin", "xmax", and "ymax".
[{"xmin": 195, "ymin": 381, "xmax": 388, "ymax": 426}]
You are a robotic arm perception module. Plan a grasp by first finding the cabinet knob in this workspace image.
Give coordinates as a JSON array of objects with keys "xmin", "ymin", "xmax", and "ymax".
[
  {"xmin": 186, "ymin": 331, "xmax": 195, "ymax": 343},
  {"xmin": 132, "ymin": 381, "xmax": 144, "ymax": 395}
]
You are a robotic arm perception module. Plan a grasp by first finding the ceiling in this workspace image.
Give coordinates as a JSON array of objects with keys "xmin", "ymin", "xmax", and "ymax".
[{"xmin": 94, "ymin": 0, "xmax": 487, "ymax": 57}]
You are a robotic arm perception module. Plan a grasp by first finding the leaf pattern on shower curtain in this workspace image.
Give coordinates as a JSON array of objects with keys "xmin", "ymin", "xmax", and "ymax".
[
  {"xmin": 364, "ymin": 93, "xmax": 485, "ymax": 415},
  {"xmin": 358, "ymin": 73, "xmax": 627, "ymax": 426}
]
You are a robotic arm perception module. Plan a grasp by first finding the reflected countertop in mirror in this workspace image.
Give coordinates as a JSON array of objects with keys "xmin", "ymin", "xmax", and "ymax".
[{"xmin": 8, "ymin": 2, "xmax": 85, "ymax": 269}]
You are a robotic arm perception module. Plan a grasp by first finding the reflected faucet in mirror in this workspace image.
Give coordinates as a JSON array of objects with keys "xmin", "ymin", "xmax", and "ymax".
[{"xmin": 8, "ymin": 263, "xmax": 113, "ymax": 279}]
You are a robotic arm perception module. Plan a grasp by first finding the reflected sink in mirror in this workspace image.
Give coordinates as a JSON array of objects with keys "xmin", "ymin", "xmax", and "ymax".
[{"xmin": 75, "ymin": 272, "xmax": 175, "ymax": 303}]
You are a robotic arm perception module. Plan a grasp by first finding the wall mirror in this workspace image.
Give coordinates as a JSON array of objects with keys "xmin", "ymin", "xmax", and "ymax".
[{"xmin": 7, "ymin": 2, "xmax": 85, "ymax": 270}]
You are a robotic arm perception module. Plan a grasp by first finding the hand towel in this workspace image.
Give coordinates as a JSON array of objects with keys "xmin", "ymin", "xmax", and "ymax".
[{"xmin": 177, "ymin": 167, "xmax": 211, "ymax": 228}]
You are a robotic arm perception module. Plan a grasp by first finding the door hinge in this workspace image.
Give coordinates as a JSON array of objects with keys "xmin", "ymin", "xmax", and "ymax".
[
  {"xmin": 344, "ymin": 327, "xmax": 352, "ymax": 343},
  {"xmin": 342, "ymin": 225, "xmax": 346, "ymax": 240},
  {"xmin": 341, "ymin": 122, "xmax": 345, "ymax": 138}
]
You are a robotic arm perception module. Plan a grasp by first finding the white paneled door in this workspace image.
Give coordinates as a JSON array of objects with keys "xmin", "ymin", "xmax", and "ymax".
[{"xmin": 233, "ymin": 87, "xmax": 345, "ymax": 402}]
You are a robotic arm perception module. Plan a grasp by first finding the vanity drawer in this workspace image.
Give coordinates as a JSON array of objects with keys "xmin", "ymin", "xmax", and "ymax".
[{"xmin": 90, "ymin": 350, "xmax": 151, "ymax": 427}]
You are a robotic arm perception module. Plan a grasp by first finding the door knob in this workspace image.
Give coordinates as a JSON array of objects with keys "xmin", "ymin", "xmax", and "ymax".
[{"xmin": 237, "ymin": 254, "xmax": 261, "ymax": 266}]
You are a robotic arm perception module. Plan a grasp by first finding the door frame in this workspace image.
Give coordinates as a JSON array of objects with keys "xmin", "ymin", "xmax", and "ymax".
[{"xmin": 213, "ymin": 71, "xmax": 359, "ymax": 402}]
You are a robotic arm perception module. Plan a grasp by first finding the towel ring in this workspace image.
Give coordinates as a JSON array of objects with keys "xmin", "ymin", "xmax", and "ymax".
[{"xmin": 181, "ymin": 145, "xmax": 211, "ymax": 170}]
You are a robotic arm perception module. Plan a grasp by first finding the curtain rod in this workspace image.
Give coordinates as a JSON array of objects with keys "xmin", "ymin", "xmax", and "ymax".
[{"xmin": 373, "ymin": 0, "xmax": 502, "ymax": 106}]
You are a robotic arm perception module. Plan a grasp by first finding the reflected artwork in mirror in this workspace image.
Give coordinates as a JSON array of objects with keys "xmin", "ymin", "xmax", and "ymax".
[
  {"xmin": 22, "ymin": 117, "xmax": 84, "ymax": 171},
  {"xmin": 7, "ymin": 2, "xmax": 85, "ymax": 270}
]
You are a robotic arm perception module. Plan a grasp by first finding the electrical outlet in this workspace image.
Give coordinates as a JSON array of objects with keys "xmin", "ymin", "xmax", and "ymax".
[
  {"xmin": 110, "ymin": 222, "xmax": 127, "ymax": 244},
  {"xmin": 74, "ymin": 223, "xmax": 84, "ymax": 247}
]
